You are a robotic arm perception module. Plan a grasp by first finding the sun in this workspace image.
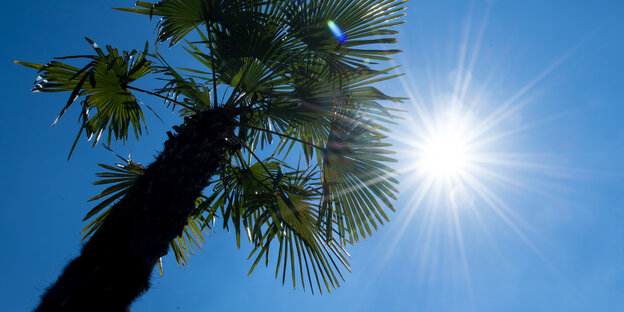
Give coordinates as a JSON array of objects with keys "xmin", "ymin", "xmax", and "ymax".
[
  {"xmin": 419, "ymin": 129, "xmax": 470, "ymax": 178},
  {"xmin": 411, "ymin": 109, "xmax": 474, "ymax": 180}
]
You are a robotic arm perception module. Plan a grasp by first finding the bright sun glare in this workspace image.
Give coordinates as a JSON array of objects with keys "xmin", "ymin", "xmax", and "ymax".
[
  {"xmin": 411, "ymin": 109, "xmax": 475, "ymax": 182},
  {"xmin": 419, "ymin": 129, "xmax": 469, "ymax": 178}
]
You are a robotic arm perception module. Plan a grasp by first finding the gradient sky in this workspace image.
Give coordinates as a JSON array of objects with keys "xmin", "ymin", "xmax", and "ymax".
[{"xmin": 1, "ymin": 1, "xmax": 623, "ymax": 311}]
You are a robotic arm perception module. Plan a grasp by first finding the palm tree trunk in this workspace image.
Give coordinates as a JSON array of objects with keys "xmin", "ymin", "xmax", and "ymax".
[{"xmin": 35, "ymin": 108, "xmax": 237, "ymax": 312}]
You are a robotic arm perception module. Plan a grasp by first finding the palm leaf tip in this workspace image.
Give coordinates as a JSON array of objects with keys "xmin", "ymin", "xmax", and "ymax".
[{"xmin": 13, "ymin": 60, "xmax": 44, "ymax": 70}]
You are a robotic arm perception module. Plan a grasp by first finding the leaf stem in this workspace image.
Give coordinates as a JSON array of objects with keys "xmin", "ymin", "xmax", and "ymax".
[
  {"xmin": 206, "ymin": 23, "xmax": 218, "ymax": 107},
  {"xmin": 237, "ymin": 124, "xmax": 325, "ymax": 151},
  {"xmin": 235, "ymin": 140, "xmax": 279, "ymax": 190},
  {"xmin": 126, "ymin": 85, "xmax": 197, "ymax": 111}
]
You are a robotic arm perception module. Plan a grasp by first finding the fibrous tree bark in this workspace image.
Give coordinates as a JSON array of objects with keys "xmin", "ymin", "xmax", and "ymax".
[{"xmin": 36, "ymin": 108, "xmax": 237, "ymax": 312}]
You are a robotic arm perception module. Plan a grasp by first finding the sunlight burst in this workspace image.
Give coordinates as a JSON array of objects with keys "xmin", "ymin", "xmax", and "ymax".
[
  {"xmin": 418, "ymin": 124, "xmax": 470, "ymax": 178},
  {"xmin": 365, "ymin": 4, "xmax": 585, "ymax": 303}
]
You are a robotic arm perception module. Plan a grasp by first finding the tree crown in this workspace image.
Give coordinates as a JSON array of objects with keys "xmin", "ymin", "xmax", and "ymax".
[{"xmin": 16, "ymin": 0, "xmax": 407, "ymax": 294}]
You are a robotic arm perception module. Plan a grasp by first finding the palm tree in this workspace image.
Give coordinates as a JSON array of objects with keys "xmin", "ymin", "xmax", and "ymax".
[{"xmin": 16, "ymin": 0, "xmax": 406, "ymax": 311}]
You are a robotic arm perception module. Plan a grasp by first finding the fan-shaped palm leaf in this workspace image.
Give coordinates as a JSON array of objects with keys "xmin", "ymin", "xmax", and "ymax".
[
  {"xmin": 14, "ymin": 39, "xmax": 153, "ymax": 157},
  {"xmin": 200, "ymin": 154, "xmax": 350, "ymax": 293},
  {"xmin": 115, "ymin": 0, "xmax": 267, "ymax": 46},
  {"xmin": 320, "ymin": 108, "xmax": 399, "ymax": 244},
  {"xmin": 82, "ymin": 155, "xmax": 215, "ymax": 275}
]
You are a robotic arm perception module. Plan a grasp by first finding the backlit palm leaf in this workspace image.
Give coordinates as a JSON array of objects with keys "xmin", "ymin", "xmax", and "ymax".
[
  {"xmin": 151, "ymin": 56, "xmax": 213, "ymax": 115},
  {"xmin": 115, "ymin": 0, "xmax": 267, "ymax": 46},
  {"xmin": 14, "ymin": 39, "xmax": 153, "ymax": 157},
  {"xmin": 321, "ymin": 108, "xmax": 399, "ymax": 244},
  {"xmin": 200, "ymin": 155, "xmax": 349, "ymax": 293},
  {"xmin": 118, "ymin": 0, "xmax": 406, "ymax": 68},
  {"xmin": 284, "ymin": 0, "xmax": 407, "ymax": 71},
  {"xmin": 82, "ymin": 157, "xmax": 211, "ymax": 274}
]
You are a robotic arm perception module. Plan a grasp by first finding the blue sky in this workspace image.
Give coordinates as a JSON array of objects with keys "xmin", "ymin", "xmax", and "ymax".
[{"xmin": 1, "ymin": 1, "xmax": 623, "ymax": 311}]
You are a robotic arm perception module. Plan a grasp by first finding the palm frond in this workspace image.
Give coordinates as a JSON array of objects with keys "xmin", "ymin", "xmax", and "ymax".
[
  {"xmin": 81, "ymin": 160, "xmax": 146, "ymax": 240},
  {"xmin": 14, "ymin": 39, "xmax": 153, "ymax": 157},
  {"xmin": 151, "ymin": 54, "xmax": 213, "ymax": 115},
  {"xmin": 197, "ymin": 154, "xmax": 349, "ymax": 293},
  {"xmin": 283, "ymin": 0, "xmax": 407, "ymax": 72},
  {"xmin": 319, "ymin": 106, "xmax": 400, "ymax": 245},
  {"xmin": 82, "ymin": 156, "xmax": 212, "ymax": 274},
  {"xmin": 115, "ymin": 0, "xmax": 267, "ymax": 47}
]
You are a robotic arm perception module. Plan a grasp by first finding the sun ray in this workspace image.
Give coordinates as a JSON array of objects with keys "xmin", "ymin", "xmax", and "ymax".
[
  {"xmin": 471, "ymin": 42, "xmax": 581, "ymax": 140},
  {"xmin": 460, "ymin": 171, "xmax": 564, "ymax": 276},
  {"xmin": 450, "ymin": 199, "xmax": 475, "ymax": 308},
  {"xmin": 384, "ymin": 175, "xmax": 436, "ymax": 260},
  {"xmin": 458, "ymin": 7, "xmax": 490, "ymax": 110}
]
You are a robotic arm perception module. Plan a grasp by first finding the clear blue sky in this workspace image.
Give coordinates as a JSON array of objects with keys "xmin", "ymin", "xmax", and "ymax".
[{"xmin": 1, "ymin": 1, "xmax": 623, "ymax": 311}]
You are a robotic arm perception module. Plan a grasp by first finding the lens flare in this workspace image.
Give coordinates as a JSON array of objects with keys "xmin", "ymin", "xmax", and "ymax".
[{"xmin": 328, "ymin": 20, "xmax": 347, "ymax": 44}]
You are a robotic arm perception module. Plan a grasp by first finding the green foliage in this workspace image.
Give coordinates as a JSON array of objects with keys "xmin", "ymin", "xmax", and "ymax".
[
  {"xmin": 18, "ymin": 0, "xmax": 407, "ymax": 294},
  {"xmin": 14, "ymin": 40, "xmax": 153, "ymax": 158},
  {"xmin": 80, "ymin": 157, "xmax": 211, "ymax": 277},
  {"xmin": 203, "ymin": 156, "xmax": 350, "ymax": 293},
  {"xmin": 81, "ymin": 160, "xmax": 145, "ymax": 240}
]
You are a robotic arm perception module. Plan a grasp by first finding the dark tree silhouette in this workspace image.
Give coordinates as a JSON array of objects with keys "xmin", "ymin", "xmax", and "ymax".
[{"xmin": 16, "ymin": 0, "xmax": 407, "ymax": 311}]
